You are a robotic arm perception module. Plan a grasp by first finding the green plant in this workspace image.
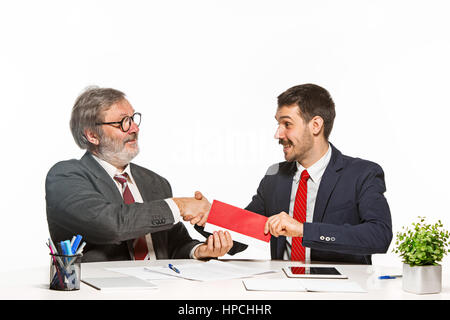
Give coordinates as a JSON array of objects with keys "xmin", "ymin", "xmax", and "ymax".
[{"xmin": 393, "ymin": 217, "xmax": 450, "ymax": 266}]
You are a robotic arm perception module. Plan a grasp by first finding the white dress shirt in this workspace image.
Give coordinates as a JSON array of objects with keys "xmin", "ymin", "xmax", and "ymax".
[
  {"xmin": 284, "ymin": 144, "xmax": 332, "ymax": 262},
  {"xmin": 92, "ymin": 155, "xmax": 202, "ymax": 259}
]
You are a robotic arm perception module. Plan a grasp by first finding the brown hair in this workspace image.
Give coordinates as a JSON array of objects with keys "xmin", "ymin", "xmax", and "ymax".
[{"xmin": 277, "ymin": 83, "xmax": 336, "ymax": 140}]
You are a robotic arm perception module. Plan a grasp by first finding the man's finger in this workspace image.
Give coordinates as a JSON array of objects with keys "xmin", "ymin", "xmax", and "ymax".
[
  {"xmin": 194, "ymin": 191, "xmax": 203, "ymax": 200},
  {"xmin": 270, "ymin": 219, "xmax": 281, "ymax": 237},
  {"xmin": 213, "ymin": 231, "xmax": 221, "ymax": 254},
  {"xmin": 190, "ymin": 215, "xmax": 202, "ymax": 225},
  {"xmin": 207, "ymin": 235, "xmax": 214, "ymax": 252},
  {"xmin": 223, "ymin": 231, "xmax": 233, "ymax": 254},
  {"xmin": 264, "ymin": 217, "xmax": 275, "ymax": 235},
  {"xmin": 224, "ymin": 231, "xmax": 232, "ymax": 244}
]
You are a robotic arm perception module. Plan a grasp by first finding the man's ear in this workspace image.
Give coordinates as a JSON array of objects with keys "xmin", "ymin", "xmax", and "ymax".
[
  {"xmin": 84, "ymin": 129, "xmax": 100, "ymax": 146},
  {"xmin": 310, "ymin": 116, "xmax": 324, "ymax": 137}
]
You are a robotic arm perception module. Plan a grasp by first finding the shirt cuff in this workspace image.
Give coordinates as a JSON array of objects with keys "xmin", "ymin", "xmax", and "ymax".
[
  {"xmin": 164, "ymin": 198, "xmax": 180, "ymax": 224},
  {"xmin": 189, "ymin": 243, "xmax": 203, "ymax": 259}
]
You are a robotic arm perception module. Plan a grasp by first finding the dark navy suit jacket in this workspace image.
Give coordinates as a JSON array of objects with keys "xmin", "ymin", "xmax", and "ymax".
[{"xmin": 245, "ymin": 144, "xmax": 392, "ymax": 264}]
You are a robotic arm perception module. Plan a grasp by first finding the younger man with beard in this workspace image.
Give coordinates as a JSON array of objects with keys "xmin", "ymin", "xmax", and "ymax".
[
  {"xmin": 46, "ymin": 87, "xmax": 233, "ymax": 262},
  {"xmin": 246, "ymin": 84, "xmax": 393, "ymax": 264}
]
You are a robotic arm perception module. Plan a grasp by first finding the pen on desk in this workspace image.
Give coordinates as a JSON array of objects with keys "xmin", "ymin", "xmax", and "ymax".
[
  {"xmin": 168, "ymin": 264, "xmax": 180, "ymax": 274},
  {"xmin": 378, "ymin": 275, "xmax": 402, "ymax": 279}
]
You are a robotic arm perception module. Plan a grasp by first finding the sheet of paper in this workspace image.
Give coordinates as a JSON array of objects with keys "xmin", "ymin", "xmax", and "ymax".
[
  {"xmin": 242, "ymin": 278, "xmax": 367, "ymax": 293},
  {"xmin": 82, "ymin": 276, "xmax": 158, "ymax": 291},
  {"xmin": 204, "ymin": 200, "xmax": 270, "ymax": 249},
  {"xmin": 106, "ymin": 266, "xmax": 178, "ymax": 280},
  {"xmin": 243, "ymin": 279, "xmax": 307, "ymax": 292},
  {"xmin": 298, "ymin": 279, "xmax": 367, "ymax": 293},
  {"xmin": 144, "ymin": 260, "xmax": 275, "ymax": 281}
]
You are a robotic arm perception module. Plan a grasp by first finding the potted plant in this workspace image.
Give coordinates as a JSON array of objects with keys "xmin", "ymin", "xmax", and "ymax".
[{"xmin": 393, "ymin": 216, "xmax": 450, "ymax": 294}]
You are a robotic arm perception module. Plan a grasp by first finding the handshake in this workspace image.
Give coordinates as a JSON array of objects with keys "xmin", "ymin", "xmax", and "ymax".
[
  {"xmin": 172, "ymin": 191, "xmax": 211, "ymax": 227},
  {"xmin": 173, "ymin": 191, "xmax": 232, "ymax": 259}
]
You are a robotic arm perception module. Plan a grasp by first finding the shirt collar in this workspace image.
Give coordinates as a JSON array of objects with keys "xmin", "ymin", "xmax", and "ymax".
[
  {"xmin": 294, "ymin": 143, "xmax": 332, "ymax": 183},
  {"xmin": 91, "ymin": 154, "xmax": 134, "ymax": 184}
]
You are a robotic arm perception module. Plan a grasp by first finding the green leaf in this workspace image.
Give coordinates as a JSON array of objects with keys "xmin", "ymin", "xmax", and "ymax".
[{"xmin": 393, "ymin": 216, "xmax": 450, "ymax": 265}]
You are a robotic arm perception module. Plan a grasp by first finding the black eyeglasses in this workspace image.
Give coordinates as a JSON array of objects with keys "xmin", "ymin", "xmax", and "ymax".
[{"xmin": 96, "ymin": 112, "xmax": 142, "ymax": 132}]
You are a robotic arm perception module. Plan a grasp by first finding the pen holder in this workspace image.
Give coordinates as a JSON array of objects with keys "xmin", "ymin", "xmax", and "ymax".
[{"xmin": 49, "ymin": 253, "xmax": 82, "ymax": 291}]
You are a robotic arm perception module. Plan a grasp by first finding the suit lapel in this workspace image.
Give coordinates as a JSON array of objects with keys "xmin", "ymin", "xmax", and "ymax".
[
  {"xmin": 313, "ymin": 144, "xmax": 345, "ymax": 222},
  {"xmin": 80, "ymin": 152, "xmax": 123, "ymax": 200},
  {"xmin": 276, "ymin": 164, "xmax": 296, "ymax": 215},
  {"xmin": 130, "ymin": 164, "xmax": 147, "ymax": 201}
]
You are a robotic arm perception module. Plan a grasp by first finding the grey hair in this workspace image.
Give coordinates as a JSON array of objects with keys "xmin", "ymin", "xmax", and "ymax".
[{"xmin": 70, "ymin": 86, "xmax": 126, "ymax": 150}]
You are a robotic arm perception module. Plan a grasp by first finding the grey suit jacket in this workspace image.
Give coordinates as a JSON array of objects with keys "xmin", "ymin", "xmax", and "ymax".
[{"xmin": 46, "ymin": 151, "xmax": 201, "ymax": 262}]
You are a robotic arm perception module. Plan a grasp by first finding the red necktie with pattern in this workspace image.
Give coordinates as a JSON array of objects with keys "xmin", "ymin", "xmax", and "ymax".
[
  {"xmin": 114, "ymin": 173, "xmax": 149, "ymax": 260},
  {"xmin": 291, "ymin": 169, "xmax": 310, "ymax": 261}
]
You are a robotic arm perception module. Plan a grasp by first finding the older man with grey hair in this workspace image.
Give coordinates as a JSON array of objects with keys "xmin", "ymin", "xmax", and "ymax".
[{"xmin": 46, "ymin": 86, "xmax": 233, "ymax": 262}]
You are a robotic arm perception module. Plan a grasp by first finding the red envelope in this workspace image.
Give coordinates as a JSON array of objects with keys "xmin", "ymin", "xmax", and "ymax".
[{"xmin": 206, "ymin": 200, "xmax": 271, "ymax": 242}]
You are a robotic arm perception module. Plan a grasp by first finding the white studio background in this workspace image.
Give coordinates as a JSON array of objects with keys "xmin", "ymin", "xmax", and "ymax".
[{"xmin": 1, "ymin": 0, "xmax": 449, "ymax": 272}]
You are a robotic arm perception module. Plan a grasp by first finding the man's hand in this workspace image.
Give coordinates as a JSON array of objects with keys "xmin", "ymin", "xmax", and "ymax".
[
  {"xmin": 264, "ymin": 211, "xmax": 303, "ymax": 237},
  {"xmin": 172, "ymin": 191, "xmax": 211, "ymax": 226},
  {"xmin": 194, "ymin": 231, "xmax": 233, "ymax": 259}
]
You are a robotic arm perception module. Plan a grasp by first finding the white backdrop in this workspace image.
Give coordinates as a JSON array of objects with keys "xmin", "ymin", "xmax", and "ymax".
[{"xmin": 1, "ymin": 0, "xmax": 449, "ymax": 272}]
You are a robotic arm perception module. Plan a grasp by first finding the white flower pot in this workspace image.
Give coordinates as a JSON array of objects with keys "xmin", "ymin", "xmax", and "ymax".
[{"xmin": 402, "ymin": 264, "xmax": 442, "ymax": 294}]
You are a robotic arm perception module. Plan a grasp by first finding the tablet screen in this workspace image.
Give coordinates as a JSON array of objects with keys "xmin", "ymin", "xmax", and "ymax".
[{"xmin": 289, "ymin": 267, "xmax": 342, "ymax": 276}]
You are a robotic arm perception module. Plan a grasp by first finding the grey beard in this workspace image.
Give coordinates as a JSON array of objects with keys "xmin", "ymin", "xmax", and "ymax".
[{"xmin": 97, "ymin": 135, "xmax": 139, "ymax": 168}]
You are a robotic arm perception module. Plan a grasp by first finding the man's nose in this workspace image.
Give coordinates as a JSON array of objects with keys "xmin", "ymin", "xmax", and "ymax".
[
  {"xmin": 274, "ymin": 126, "xmax": 283, "ymax": 139},
  {"xmin": 128, "ymin": 120, "xmax": 139, "ymax": 134}
]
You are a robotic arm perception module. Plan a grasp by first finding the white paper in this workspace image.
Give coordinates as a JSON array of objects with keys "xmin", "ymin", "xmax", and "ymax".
[
  {"xmin": 144, "ymin": 260, "xmax": 275, "ymax": 281},
  {"xmin": 243, "ymin": 279, "xmax": 307, "ymax": 292},
  {"xmin": 82, "ymin": 276, "xmax": 158, "ymax": 291},
  {"xmin": 243, "ymin": 278, "xmax": 367, "ymax": 293},
  {"xmin": 299, "ymin": 279, "xmax": 367, "ymax": 293},
  {"xmin": 106, "ymin": 266, "xmax": 178, "ymax": 280}
]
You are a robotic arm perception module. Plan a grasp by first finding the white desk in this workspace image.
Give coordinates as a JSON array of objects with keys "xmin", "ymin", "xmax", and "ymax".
[{"xmin": 0, "ymin": 259, "xmax": 448, "ymax": 300}]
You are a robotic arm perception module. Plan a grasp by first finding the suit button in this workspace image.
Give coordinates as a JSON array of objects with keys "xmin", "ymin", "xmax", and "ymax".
[
  {"xmin": 325, "ymin": 237, "xmax": 330, "ymax": 241},
  {"xmin": 320, "ymin": 236, "xmax": 325, "ymax": 240},
  {"xmin": 331, "ymin": 237, "xmax": 335, "ymax": 241}
]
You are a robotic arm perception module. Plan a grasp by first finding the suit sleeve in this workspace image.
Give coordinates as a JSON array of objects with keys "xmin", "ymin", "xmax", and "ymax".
[
  {"xmin": 302, "ymin": 164, "xmax": 393, "ymax": 255},
  {"xmin": 46, "ymin": 161, "xmax": 178, "ymax": 245},
  {"xmin": 245, "ymin": 175, "xmax": 268, "ymax": 215}
]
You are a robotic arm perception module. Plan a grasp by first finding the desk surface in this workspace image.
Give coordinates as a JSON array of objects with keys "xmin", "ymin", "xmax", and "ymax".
[{"xmin": 0, "ymin": 259, "xmax": 448, "ymax": 300}]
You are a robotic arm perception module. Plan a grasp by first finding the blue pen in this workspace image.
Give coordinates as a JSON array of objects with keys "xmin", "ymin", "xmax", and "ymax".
[
  {"xmin": 60, "ymin": 241, "xmax": 68, "ymax": 265},
  {"xmin": 378, "ymin": 275, "xmax": 402, "ymax": 279},
  {"xmin": 71, "ymin": 235, "xmax": 82, "ymax": 253},
  {"xmin": 168, "ymin": 264, "xmax": 180, "ymax": 274},
  {"xmin": 64, "ymin": 240, "xmax": 73, "ymax": 255},
  {"xmin": 60, "ymin": 241, "xmax": 67, "ymax": 255}
]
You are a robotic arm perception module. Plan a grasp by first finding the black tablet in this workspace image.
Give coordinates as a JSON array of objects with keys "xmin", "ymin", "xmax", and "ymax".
[{"xmin": 283, "ymin": 266, "xmax": 348, "ymax": 279}]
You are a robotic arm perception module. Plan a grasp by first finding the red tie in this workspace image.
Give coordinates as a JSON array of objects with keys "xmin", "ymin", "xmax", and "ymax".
[
  {"xmin": 291, "ymin": 169, "xmax": 310, "ymax": 261},
  {"xmin": 114, "ymin": 173, "xmax": 149, "ymax": 260}
]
